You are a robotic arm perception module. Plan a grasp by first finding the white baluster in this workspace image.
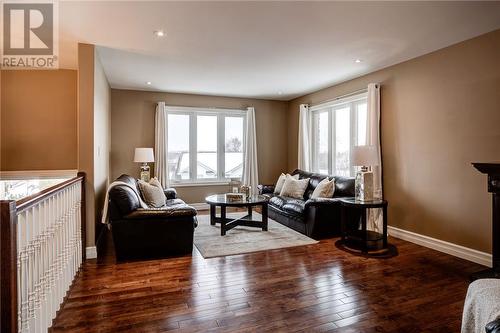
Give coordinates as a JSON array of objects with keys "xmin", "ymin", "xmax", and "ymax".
[{"xmin": 14, "ymin": 179, "xmax": 83, "ymax": 333}]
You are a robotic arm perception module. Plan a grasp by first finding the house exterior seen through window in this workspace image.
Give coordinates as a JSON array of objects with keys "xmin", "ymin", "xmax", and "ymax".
[
  {"xmin": 310, "ymin": 93, "xmax": 368, "ymax": 177},
  {"xmin": 166, "ymin": 106, "xmax": 246, "ymax": 183}
]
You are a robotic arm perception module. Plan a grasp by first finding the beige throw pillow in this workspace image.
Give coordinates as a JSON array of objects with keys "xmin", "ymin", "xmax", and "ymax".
[
  {"xmin": 137, "ymin": 178, "xmax": 166, "ymax": 208},
  {"xmin": 280, "ymin": 176, "xmax": 310, "ymax": 199},
  {"xmin": 310, "ymin": 177, "xmax": 335, "ymax": 199},
  {"xmin": 149, "ymin": 177, "xmax": 163, "ymax": 190},
  {"xmin": 274, "ymin": 173, "xmax": 299, "ymax": 194}
]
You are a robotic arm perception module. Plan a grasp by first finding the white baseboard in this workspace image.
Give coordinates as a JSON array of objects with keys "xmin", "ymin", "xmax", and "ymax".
[
  {"xmin": 388, "ymin": 226, "xmax": 492, "ymax": 267},
  {"xmin": 190, "ymin": 203, "xmax": 210, "ymax": 211},
  {"xmin": 85, "ymin": 246, "xmax": 97, "ymax": 259}
]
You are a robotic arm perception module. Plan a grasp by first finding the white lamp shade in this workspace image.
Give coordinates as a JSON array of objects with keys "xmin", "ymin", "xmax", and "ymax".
[
  {"xmin": 352, "ymin": 145, "xmax": 379, "ymax": 166},
  {"xmin": 134, "ymin": 148, "xmax": 155, "ymax": 163}
]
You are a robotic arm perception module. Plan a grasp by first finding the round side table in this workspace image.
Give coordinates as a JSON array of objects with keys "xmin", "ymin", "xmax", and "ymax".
[{"xmin": 339, "ymin": 198, "xmax": 388, "ymax": 253}]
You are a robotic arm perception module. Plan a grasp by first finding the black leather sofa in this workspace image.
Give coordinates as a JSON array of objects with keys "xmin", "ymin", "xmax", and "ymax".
[
  {"xmin": 107, "ymin": 174, "xmax": 197, "ymax": 260},
  {"xmin": 487, "ymin": 318, "xmax": 500, "ymax": 333},
  {"xmin": 258, "ymin": 169, "xmax": 356, "ymax": 239}
]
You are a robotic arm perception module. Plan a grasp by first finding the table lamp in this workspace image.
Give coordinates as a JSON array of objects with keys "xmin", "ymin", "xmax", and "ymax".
[
  {"xmin": 352, "ymin": 145, "xmax": 379, "ymax": 201},
  {"xmin": 134, "ymin": 148, "xmax": 154, "ymax": 182}
]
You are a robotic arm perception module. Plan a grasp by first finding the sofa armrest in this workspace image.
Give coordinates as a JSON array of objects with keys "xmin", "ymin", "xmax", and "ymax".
[
  {"xmin": 305, "ymin": 197, "xmax": 343, "ymax": 208},
  {"xmin": 258, "ymin": 184, "xmax": 275, "ymax": 195},
  {"xmin": 486, "ymin": 318, "xmax": 500, "ymax": 333},
  {"xmin": 124, "ymin": 206, "xmax": 196, "ymax": 220},
  {"xmin": 305, "ymin": 197, "xmax": 356, "ymax": 208},
  {"xmin": 164, "ymin": 187, "xmax": 177, "ymax": 200}
]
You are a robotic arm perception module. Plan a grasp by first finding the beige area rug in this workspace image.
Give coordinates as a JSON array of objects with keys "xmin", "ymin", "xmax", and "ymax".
[{"xmin": 194, "ymin": 212, "xmax": 318, "ymax": 258}]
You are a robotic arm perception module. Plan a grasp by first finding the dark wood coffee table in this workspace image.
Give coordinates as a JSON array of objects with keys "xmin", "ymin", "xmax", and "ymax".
[{"xmin": 205, "ymin": 194, "xmax": 269, "ymax": 236}]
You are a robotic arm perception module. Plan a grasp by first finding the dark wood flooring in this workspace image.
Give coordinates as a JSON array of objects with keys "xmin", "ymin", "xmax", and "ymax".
[{"xmin": 51, "ymin": 217, "xmax": 484, "ymax": 333}]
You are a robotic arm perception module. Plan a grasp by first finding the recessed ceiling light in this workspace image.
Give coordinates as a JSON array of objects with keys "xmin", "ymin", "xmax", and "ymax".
[
  {"xmin": 278, "ymin": 91, "xmax": 283, "ymax": 95},
  {"xmin": 154, "ymin": 30, "xmax": 165, "ymax": 37},
  {"xmin": 146, "ymin": 81, "xmax": 152, "ymax": 85},
  {"xmin": 355, "ymin": 59, "xmax": 362, "ymax": 63}
]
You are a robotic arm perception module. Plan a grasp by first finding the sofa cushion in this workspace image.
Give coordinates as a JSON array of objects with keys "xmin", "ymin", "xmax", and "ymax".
[
  {"xmin": 291, "ymin": 170, "xmax": 331, "ymax": 200},
  {"xmin": 334, "ymin": 176, "xmax": 355, "ymax": 197},
  {"xmin": 269, "ymin": 196, "xmax": 306, "ymax": 216},
  {"xmin": 282, "ymin": 199, "xmax": 306, "ymax": 215},
  {"xmin": 280, "ymin": 176, "xmax": 310, "ymax": 199},
  {"xmin": 311, "ymin": 177, "xmax": 335, "ymax": 199},
  {"xmin": 269, "ymin": 195, "xmax": 287, "ymax": 209},
  {"xmin": 138, "ymin": 179, "xmax": 166, "ymax": 208},
  {"xmin": 274, "ymin": 173, "xmax": 299, "ymax": 194},
  {"xmin": 290, "ymin": 169, "xmax": 354, "ymax": 199}
]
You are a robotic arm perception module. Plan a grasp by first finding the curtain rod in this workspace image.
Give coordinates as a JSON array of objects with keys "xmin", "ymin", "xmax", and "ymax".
[
  {"xmin": 161, "ymin": 103, "xmax": 247, "ymax": 111},
  {"xmin": 309, "ymin": 87, "xmax": 370, "ymax": 108}
]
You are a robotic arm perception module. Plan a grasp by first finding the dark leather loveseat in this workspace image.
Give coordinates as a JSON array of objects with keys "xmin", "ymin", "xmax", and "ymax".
[
  {"xmin": 258, "ymin": 169, "xmax": 355, "ymax": 239},
  {"xmin": 107, "ymin": 174, "xmax": 197, "ymax": 260},
  {"xmin": 487, "ymin": 319, "xmax": 500, "ymax": 333}
]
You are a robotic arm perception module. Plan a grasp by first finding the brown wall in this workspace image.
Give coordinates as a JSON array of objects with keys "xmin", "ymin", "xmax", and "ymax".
[
  {"xmin": 78, "ymin": 43, "xmax": 96, "ymax": 247},
  {"xmin": 78, "ymin": 43, "xmax": 112, "ymax": 248},
  {"xmin": 111, "ymin": 89, "xmax": 288, "ymax": 203},
  {"xmin": 93, "ymin": 50, "xmax": 112, "ymax": 246},
  {"xmin": 1, "ymin": 70, "xmax": 77, "ymax": 170},
  {"xmin": 287, "ymin": 29, "xmax": 500, "ymax": 253}
]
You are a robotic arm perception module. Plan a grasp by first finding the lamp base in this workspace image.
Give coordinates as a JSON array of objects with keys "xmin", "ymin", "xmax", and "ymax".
[
  {"xmin": 140, "ymin": 163, "xmax": 150, "ymax": 182},
  {"xmin": 355, "ymin": 170, "xmax": 373, "ymax": 202}
]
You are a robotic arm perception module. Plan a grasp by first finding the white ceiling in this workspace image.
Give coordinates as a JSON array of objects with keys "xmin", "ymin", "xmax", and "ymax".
[{"xmin": 58, "ymin": 1, "xmax": 500, "ymax": 100}]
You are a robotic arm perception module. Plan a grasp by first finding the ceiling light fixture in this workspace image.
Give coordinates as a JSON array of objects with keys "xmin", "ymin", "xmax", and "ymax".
[
  {"xmin": 278, "ymin": 91, "xmax": 283, "ymax": 95},
  {"xmin": 154, "ymin": 30, "xmax": 165, "ymax": 37},
  {"xmin": 355, "ymin": 59, "xmax": 362, "ymax": 63},
  {"xmin": 146, "ymin": 81, "xmax": 152, "ymax": 85}
]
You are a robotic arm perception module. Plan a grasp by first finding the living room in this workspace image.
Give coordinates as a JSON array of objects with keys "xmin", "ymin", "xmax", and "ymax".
[{"xmin": 1, "ymin": 1, "xmax": 500, "ymax": 332}]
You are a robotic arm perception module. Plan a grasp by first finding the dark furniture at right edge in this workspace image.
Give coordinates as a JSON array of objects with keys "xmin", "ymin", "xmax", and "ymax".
[
  {"xmin": 340, "ymin": 198, "xmax": 388, "ymax": 253},
  {"xmin": 471, "ymin": 163, "xmax": 500, "ymax": 280}
]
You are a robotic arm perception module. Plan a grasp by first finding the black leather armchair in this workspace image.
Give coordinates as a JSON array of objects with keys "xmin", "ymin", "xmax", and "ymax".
[
  {"xmin": 487, "ymin": 319, "xmax": 500, "ymax": 333},
  {"xmin": 259, "ymin": 169, "xmax": 356, "ymax": 239},
  {"xmin": 108, "ymin": 174, "xmax": 197, "ymax": 260}
]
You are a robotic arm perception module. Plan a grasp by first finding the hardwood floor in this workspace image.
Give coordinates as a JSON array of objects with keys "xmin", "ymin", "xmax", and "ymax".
[{"xmin": 51, "ymin": 219, "xmax": 484, "ymax": 333}]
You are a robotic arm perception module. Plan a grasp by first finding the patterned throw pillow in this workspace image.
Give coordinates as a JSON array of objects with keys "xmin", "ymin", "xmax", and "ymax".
[
  {"xmin": 137, "ymin": 178, "xmax": 166, "ymax": 208},
  {"xmin": 280, "ymin": 175, "xmax": 310, "ymax": 199},
  {"xmin": 310, "ymin": 177, "xmax": 335, "ymax": 199},
  {"xmin": 274, "ymin": 173, "xmax": 299, "ymax": 194}
]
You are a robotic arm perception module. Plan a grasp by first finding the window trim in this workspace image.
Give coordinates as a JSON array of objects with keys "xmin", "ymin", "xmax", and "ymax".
[
  {"xmin": 166, "ymin": 105, "xmax": 246, "ymax": 185},
  {"xmin": 310, "ymin": 92, "xmax": 368, "ymax": 177}
]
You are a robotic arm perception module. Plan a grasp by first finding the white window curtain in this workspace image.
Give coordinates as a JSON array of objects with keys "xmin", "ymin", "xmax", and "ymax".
[
  {"xmin": 154, "ymin": 101, "xmax": 169, "ymax": 188},
  {"xmin": 242, "ymin": 107, "xmax": 259, "ymax": 195},
  {"xmin": 365, "ymin": 83, "xmax": 383, "ymax": 231},
  {"xmin": 298, "ymin": 104, "xmax": 311, "ymax": 171},
  {"xmin": 366, "ymin": 83, "xmax": 382, "ymax": 199}
]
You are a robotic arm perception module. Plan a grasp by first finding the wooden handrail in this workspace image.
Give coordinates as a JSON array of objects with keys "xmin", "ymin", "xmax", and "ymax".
[{"xmin": 16, "ymin": 174, "xmax": 85, "ymax": 213}]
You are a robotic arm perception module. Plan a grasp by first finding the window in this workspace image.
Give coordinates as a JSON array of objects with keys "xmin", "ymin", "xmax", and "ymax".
[
  {"xmin": 310, "ymin": 93, "xmax": 368, "ymax": 177},
  {"xmin": 167, "ymin": 106, "xmax": 246, "ymax": 183}
]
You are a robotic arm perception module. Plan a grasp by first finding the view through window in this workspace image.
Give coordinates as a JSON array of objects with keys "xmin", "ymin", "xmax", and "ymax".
[
  {"xmin": 311, "ymin": 93, "xmax": 368, "ymax": 177},
  {"xmin": 167, "ymin": 107, "xmax": 246, "ymax": 183}
]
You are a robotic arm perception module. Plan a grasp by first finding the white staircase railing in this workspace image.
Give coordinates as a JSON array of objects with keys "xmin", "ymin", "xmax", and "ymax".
[{"xmin": 1, "ymin": 173, "xmax": 85, "ymax": 333}]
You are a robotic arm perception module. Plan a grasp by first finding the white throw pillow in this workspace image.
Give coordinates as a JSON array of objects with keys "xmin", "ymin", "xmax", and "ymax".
[
  {"xmin": 274, "ymin": 173, "xmax": 299, "ymax": 194},
  {"xmin": 137, "ymin": 178, "xmax": 166, "ymax": 208},
  {"xmin": 310, "ymin": 177, "xmax": 335, "ymax": 199},
  {"xmin": 280, "ymin": 176, "xmax": 310, "ymax": 199}
]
